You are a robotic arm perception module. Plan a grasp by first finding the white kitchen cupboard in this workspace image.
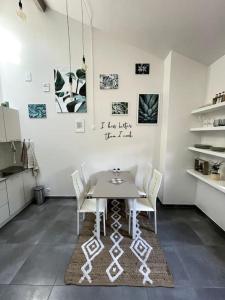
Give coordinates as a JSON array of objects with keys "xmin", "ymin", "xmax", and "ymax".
[
  {"xmin": 0, "ymin": 180, "xmax": 8, "ymax": 208},
  {"xmin": 23, "ymin": 169, "xmax": 36, "ymax": 203},
  {"xmin": 0, "ymin": 107, "xmax": 6, "ymax": 142},
  {"xmin": 0, "ymin": 204, "xmax": 10, "ymax": 226},
  {"xmin": 3, "ymin": 107, "xmax": 21, "ymax": 141},
  {"xmin": 7, "ymin": 173, "xmax": 25, "ymax": 215},
  {"xmin": 0, "ymin": 180, "xmax": 10, "ymax": 225}
]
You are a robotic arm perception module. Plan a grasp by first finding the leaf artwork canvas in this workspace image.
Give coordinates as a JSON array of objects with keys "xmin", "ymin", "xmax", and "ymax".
[
  {"xmin": 138, "ymin": 94, "xmax": 159, "ymax": 124},
  {"xmin": 112, "ymin": 102, "xmax": 128, "ymax": 115},
  {"xmin": 54, "ymin": 68, "xmax": 87, "ymax": 113},
  {"xmin": 28, "ymin": 104, "xmax": 47, "ymax": 119},
  {"xmin": 135, "ymin": 64, "xmax": 150, "ymax": 75},
  {"xmin": 100, "ymin": 74, "xmax": 119, "ymax": 90}
]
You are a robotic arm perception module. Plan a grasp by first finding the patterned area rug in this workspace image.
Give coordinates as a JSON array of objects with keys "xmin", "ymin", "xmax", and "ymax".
[{"xmin": 65, "ymin": 200, "xmax": 174, "ymax": 287}]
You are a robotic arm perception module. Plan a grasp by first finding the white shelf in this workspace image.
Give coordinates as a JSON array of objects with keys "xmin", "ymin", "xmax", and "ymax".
[
  {"xmin": 188, "ymin": 147, "xmax": 225, "ymax": 158},
  {"xmin": 190, "ymin": 127, "xmax": 225, "ymax": 132},
  {"xmin": 191, "ymin": 102, "xmax": 225, "ymax": 114},
  {"xmin": 187, "ymin": 169, "xmax": 225, "ymax": 194}
]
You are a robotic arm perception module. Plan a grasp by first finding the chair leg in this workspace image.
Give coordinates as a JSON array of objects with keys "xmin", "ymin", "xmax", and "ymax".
[
  {"xmin": 154, "ymin": 211, "xmax": 157, "ymax": 234},
  {"xmin": 105, "ymin": 202, "xmax": 108, "ymax": 220},
  {"xmin": 128, "ymin": 211, "xmax": 131, "ymax": 235},
  {"xmin": 103, "ymin": 213, "xmax": 106, "ymax": 236},
  {"xmin": 77, "ymin": 211, "xmax": 80, "ymax": 236}
]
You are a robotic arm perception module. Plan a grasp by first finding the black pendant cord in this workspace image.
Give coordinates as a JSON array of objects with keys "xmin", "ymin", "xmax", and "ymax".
[
  {"xmin": 66, "ymin": 0, "xmax": 72, "ymax": 82},
  {"xmin": 19, "ymin": 1, "xmax": 23, "ymax": 10},
  {"xmin": 80, "ymin": 0, "xmax": 86, "ymax": 65}
]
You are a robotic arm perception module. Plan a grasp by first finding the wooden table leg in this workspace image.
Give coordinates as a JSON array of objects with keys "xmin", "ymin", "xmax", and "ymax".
[
  {"xmin": 96, "ymin": 198, "xmax": 100, "ymax": 240},
  {"xmin": 132, "ymin": 198, "xmax": 137, "ymax": 239}
]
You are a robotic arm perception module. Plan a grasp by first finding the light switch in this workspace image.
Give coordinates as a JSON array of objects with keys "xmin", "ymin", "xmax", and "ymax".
[
  {"xmin": 43, "ymin": 83, "xmax": 50, "ymax": 92},
  {"xmin": 25, "ymin": 72, "xmax": 32, "ymax": 82}
]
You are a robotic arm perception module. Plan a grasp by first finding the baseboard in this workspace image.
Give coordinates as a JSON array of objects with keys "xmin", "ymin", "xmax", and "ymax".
[{"xmin": 45, "ymin": 196, "xmax": 76, "ymax": 199}]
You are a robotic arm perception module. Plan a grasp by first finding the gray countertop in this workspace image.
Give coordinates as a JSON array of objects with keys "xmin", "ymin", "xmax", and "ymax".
[{"xmin": 93, "ymin": 171, "xmax": 139, "ymax": 199}]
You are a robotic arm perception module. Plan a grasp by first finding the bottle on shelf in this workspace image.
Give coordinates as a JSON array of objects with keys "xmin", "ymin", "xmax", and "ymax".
[{"xmin": 213, "ymin": 94, "xmax": 218, "ymax": 104}]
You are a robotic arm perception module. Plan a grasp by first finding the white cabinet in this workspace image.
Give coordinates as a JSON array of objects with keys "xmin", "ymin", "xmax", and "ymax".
[
  {"xmin": 0, "ymin": 181, "xmax": 8, "ymax": 208},
  {"xmin": 23, "ymin": 170, "xmax": 35, "ymax": 203},
  {"xmin": 3, "ymin": 108, "xmax": 21, "ymax": 141},
  {"xmin": 7, "ymin": 174, "xmax": 25, "ymax": 215},
  {"xmin": 0, "ymin": 107, "xmax": 6, "ymax": 142},
  {"xmin": 0, "ymin": 180, "xmax": 10, "ymax": 226},
  {"xmin": 0, "ymin": 204, "xmax": 10, "ymax": 226}
]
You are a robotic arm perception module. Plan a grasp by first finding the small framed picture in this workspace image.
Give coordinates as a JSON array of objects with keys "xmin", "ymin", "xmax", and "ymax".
[
  {"xmin": 75, "ymin": 120, "xmax": 85, "ymax": 133},
  {"xmin": 137, "ymin": 94, "xmax": 159, "ymax": 124},
  {"xmin": 100, "ymin": 74, "xmax": 119, "ymax": 89},
  {"xmin": 28, "ymin": 104, "xmax": 47, "ymax": 119},
  {"xmin": 135, "ymin": 63, "xmax": 150, "ymax": 75},
  {"xmin": 112, "ymin": 102, "xmax": 128, "ymax": 115}
]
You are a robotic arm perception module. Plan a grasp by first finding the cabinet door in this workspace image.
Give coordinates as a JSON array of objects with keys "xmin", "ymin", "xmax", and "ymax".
[
  {"xmin": 0, "ymin": 203, "xmax": 10, "ymax": 227},
  {"xmin": 3, "ymin": 108, "xmax": 21, "ymax": 141},
  {"xmin": 0, "ymin": 107, "xmax": 6, "ymax": 142},
  {"xmin": 7, "ymin": 174, "xmax": 25, "ymax": 215},
  {"xmin": 0, "ymin": 181, "xmax": 8, "ymax": 208},
  {"xmin": 23, "ymin": 170, "xmax": 36, "ymax": 203}
]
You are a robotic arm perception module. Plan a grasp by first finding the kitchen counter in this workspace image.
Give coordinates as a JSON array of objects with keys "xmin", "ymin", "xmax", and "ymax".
[{"xmin": 0, "ymin": 166, "xmax": 25, "ymax": 178}]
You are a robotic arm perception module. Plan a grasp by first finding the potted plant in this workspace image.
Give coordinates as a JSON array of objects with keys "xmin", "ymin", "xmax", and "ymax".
[{"xmin": 210, "ymin": 161, "xmax": 224, "ymax": 180}]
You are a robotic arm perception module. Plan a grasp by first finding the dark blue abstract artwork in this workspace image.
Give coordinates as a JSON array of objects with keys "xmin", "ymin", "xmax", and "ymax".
[{"xmin": 28, "ymin": 104, "xmax": 47, "ymax": 119}]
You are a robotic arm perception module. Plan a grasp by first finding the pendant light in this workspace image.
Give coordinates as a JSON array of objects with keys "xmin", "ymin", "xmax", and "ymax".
[
  {"xmin": 17, "ymin": 0, "xmax": 27, "ymax": 21},
  {"xmin": 66, "ymin": 0, "xmax": 73, "ymax": 99},
  {"xmin": 80, "ymin": 0, "xmax": 87, "ymax": 71}
]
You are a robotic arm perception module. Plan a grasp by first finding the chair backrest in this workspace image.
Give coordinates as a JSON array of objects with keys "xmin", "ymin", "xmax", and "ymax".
[
  {"xmin": 147, "ymin": 169, "xmax": 162, "ymax": 210},
  {"xmin": 143, "ymin": 163, "xmax": 153, "ymax": 193},
  {"xmin": 71, "ymin": 170, "xmax": 85, "ymax": 210},
  {"xmin": 81, "ymin": 162, "xmax": 88, "ymax": 185}
]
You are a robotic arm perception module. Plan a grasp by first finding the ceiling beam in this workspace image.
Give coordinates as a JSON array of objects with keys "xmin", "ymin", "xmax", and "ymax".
[{"xmin": 33, "ymin": 0, "xmax": 47, "ymax": 12}]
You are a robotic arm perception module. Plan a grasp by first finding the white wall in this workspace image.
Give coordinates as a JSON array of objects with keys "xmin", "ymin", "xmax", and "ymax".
[
  {"xmin": 0, "ymin": 0, "xmax": 163, "ymax": 196},
  {"xmin": 194, "ymin": 54, "xmax": 225, "ymax": 230},
  {"xmin": 160, "ymin": 51, "xmax": 207, "ymax": 204}
]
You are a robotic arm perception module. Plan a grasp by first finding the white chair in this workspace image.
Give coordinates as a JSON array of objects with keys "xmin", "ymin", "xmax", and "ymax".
[
  {"xmin": 72, "ymin": 170, "xmax": 107, "ymax": 236},
  {"xmin": 81, "ymin": 162, "xmax": 108, "ymax": 218},
  {"xmin": 137, "ymin": 163, "xmax": 153, "ymax": 197},
  {"xmin": 128, "ymin": 169, "xmax": 162, "ymax": 234},
  {"xmin": 81, "ymin": 162, "xmax": 95, "ymax": 197}
]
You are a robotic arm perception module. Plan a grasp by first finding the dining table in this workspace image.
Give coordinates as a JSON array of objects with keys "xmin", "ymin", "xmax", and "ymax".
[{"xmin": 92, "ymin": 170, "xmax": 140, "ymax": 240}]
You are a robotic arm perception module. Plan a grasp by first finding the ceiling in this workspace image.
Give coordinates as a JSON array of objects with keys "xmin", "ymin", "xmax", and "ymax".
[{"xmin": 45, "ymin": 0, "xmax": 225, "ymax": 65}]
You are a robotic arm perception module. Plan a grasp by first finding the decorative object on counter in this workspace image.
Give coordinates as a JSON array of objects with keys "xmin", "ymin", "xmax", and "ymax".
[
  {"xmin": 210, "ymin": 161, "xmax": 224, "ymax": 181},
  {"xmin": 75, "ymin": 120, "xmax": 85, "ymax": 133},
  {"xmin": 211, "ymin": 147, "xmax": 225, "ymax": 152},
  {"xmin": 194, "ymin": 144, "xmax": 212, "ymax": 149},
  {"xmin": 100, "ymin": 74, "xmax": 119, "ymax": 90},
  {"xmin": 28, "ymin": 104, "xmax": 47, "ymax": 119},
  {"xmin": 54, "ymin": 68, "xmax": 86, "ymax": 113},
  {"xmin": 213, "ymin": 119, "xmax": 225, "ymax": 127},
  {"xmin": 138, "ymin": 94, "xmax": 159, "ymax": 124},
  {"xmin": 16, "ymin": 0, "xmax": 26, "ymax": 21},
  {"xmin": 135, "ymin": 63, "xmax": 150, "ymax": 75},
  {"xmin": 194, "ymin": 159, "xmax": 210, "ymax": 175},
  {"xmin": 112, "ymin": 102, "xmax": 128, "ymax": 115},
  {"xmin": 1, "ymin": 102, "xmax": 9, "ymax": 108},
  {"xmin": 212, "ymin": 92, "xmax": 225, "ymax": 104}
]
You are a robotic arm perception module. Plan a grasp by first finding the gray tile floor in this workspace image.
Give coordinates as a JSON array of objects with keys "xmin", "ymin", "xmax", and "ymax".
[{"xmin": 0, "ymin": 198, "xmax": 225, "ymax": 300}]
